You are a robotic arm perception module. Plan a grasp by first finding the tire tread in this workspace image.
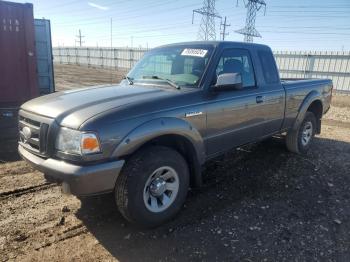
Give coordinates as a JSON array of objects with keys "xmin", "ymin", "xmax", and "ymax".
[
  {"xmin": 114, "ymin": 146, "xmax": 189, "ymax": 227},
  {"xmin": 286, "ymin": 111, "xmax": 316, "ymax": 154}
]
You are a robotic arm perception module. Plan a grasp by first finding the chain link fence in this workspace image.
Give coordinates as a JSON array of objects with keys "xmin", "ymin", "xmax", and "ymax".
[{"xmin": 53, "ymin": 47, "xmax": 350, "ymax": 93}]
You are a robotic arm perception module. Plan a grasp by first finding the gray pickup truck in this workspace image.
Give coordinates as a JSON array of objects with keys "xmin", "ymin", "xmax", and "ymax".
[{"xmin": 19, "ymin": 41, "xmax": 332, "ymax": 227}]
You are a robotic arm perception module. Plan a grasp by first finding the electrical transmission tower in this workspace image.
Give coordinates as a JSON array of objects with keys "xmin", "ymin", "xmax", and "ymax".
[
  {"xmin": 235, "ymin": 0, "xmax": 266, "ymax": 42},
  {"xmin": 75, "ymin": 29, "xmax": 85, "ymax": 47},
  {"xmin": 192, "ymin": 0, "xmax": 221, "ymax": 41}
]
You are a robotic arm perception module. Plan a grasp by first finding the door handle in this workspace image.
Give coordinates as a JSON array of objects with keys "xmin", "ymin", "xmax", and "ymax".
[{"xmin": 256, "ymin": 96, "xmax": 264, "ymax": 104}]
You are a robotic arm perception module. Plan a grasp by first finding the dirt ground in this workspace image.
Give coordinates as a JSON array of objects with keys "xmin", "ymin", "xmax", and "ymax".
[
  {"xmin": 1, "ymin": 64, "xmax": 350, "ymax": 261},
  {"xmin": 54, "ymin": 63, "xmax": 127, "ymax": 91}
]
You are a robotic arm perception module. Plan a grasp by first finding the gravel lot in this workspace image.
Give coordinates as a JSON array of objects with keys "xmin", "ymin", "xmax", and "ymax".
[
  {"xmin": 54, "ymin": 63, "xmax": 127, "ymax": 91},
  {"xmin": 1, "ymin": 64, "xmax": 349, "ymax": 261}
]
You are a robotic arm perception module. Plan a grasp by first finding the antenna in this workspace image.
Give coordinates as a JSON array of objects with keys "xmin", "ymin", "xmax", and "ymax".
[
  {"xmin": 192, "ymin": 0, "xmax": 221, "ymax": 41},
  {"xmin": 235, "ymin": 0, "xmax": 266, "ymax": 42}
]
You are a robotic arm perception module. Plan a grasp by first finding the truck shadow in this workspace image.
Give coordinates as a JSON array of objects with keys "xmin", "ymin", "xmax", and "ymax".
[
  {"xmin": 0, "ymin": 142, "xmax": 21, "ymax": 162},
  {"xmin": 76, "ymin": 135, "xmax": 350, "ymax": 261}
]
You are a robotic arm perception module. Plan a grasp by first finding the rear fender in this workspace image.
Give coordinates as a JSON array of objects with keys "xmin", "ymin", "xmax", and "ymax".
[{"xmin": 293, "ymin": 90, "xmax": 322, "ymax": 131}]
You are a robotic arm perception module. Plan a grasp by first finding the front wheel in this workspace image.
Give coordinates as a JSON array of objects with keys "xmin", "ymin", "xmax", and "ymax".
[
  {"xmin": 115, "ymin": 146, "xmax": 189, "ymax": 227},
  {"xmin": 286, "ymin": 111, "xmax": 317, "ymax": 154}
]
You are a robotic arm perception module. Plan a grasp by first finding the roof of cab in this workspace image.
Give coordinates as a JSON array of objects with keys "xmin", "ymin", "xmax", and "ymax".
[{"xmin": 157, "ymin": 41, "xmax": 271, "ymax": 51}]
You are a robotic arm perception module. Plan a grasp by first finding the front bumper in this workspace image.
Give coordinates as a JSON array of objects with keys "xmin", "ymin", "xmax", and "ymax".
[{"xmin": 18, "ymin": 144, "xmax": 125, "ymax": 196}]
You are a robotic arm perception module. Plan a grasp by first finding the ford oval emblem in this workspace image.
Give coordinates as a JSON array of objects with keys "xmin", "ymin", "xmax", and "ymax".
[{"xmin": 22, "ymin": 126, "xmax": 32, "ymax": 141}]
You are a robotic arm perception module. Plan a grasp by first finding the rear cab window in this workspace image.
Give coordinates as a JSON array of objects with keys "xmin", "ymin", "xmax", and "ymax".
[{"xmin": 258, "ymin": 50, "xmax": 280, "ymax": 84}]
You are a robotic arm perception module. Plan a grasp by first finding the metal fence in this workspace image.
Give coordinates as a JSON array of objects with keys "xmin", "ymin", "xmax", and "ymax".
[
  {"xmin": 53, "ymin": 47, "xmax": 148, "ymax": 70},
  {"xmin": 53, "ymin": 47, "xmax": 350, "ymax": 92},
  {"xmin": 274, "ymin": 51, "xmax": 350, "ymax": 93}
]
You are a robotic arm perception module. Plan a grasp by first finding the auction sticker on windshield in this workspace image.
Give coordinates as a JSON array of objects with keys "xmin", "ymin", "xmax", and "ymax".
[{"xmin": 181, "ymin": 48, "xmax": 208, "ymax": 57}]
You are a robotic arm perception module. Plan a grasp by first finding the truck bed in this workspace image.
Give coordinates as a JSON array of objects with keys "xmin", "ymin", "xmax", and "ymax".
[
  {"xmin": 281, "ymin": 78, "xmax": 332, "ymax": 84},
  {"xmin": 281, "ymin": 78, "xmax": 333, "ymax": 130}
]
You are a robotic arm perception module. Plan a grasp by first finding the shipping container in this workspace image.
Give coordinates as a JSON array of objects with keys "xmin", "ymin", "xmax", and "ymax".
[
  {"xmin": 0, "ymin": 1, "xmax": 54, "ymax": 151},
  {"xmin": 0, "ymin": 1, "xmax": 38, "ymax": 106},
  {"xmin": 34, "ymin": 19, "xmax": 54, "ymax": 95}
]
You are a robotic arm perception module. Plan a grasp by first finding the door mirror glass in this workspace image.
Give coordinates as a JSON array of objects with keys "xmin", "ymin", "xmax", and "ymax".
[{"xmin": 214, "ymin": 73, "xmax": 243, "ymax": 91}]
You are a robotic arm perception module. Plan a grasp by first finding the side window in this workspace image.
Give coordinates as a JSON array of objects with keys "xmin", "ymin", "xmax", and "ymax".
[
  {"xmin": 215, "ymin": 49, "xmax": 256, "ymax": 88},
  {"xmin": 258, "ymin": 50, "xmax": 279, "ymax": 84}
]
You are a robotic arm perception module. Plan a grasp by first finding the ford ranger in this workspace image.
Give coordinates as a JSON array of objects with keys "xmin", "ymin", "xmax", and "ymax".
[{"xmin": 18, "ymin": 41, "xmax": 332, "ymax": 227}]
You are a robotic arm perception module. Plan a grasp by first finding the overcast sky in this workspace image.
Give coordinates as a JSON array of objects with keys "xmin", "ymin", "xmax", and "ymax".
[{"xmin": 11, "ymin": 0, "xmax": 350, "ymax": 50}]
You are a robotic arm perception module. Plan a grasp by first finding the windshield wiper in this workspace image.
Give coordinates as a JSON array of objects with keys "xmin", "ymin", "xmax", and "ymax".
[
  {"xmin": 123, "ymin": 76, "xmax": 134, "ymax": 85},
  {"xmin": 143, "ymin": 75, "xmax": 180, "ymax": 89}
]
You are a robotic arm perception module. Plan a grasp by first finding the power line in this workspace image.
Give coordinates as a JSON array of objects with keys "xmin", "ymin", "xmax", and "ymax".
[
  {"xmin": 235, "ymin": 0, "xmax": 267, "ymax": 42},
  {"xmin": 94, "ymin": 30, "xmax": 198, "ymax": 41},
  {"xmin": 259, "ymin": 30, "xmax": 350, "ymax": 36},
  {"xmin": 257, "ymin": 25, "xmax": 350, "ymax": 30},
  {"xmin": 269, "ymin": 5, "xmax": 350, "ymax": 9},
  {"xmin": 36, "ymin": 0, "xmax": 139, "ymax": 15},
  {"xmin": 192, "ymin": 0, "xmax": 221, "ymax": 41},
  {"xmin": 268, "ymin": 10, "xmax": 350, "ymax": 13},
  {"xmin": 264, "ymin": 14, "xmax": 349, "ymax": 18},
  {"xmin": 53, "ymin": 2, "xmax": 199, "ymax": 29},
  {"xmin": 93, "ymin": 22, "xmax": 193, "ymax": 39},
  {"xmin": 53, "ymin": 0, "xmax": 180, "ymax": 26}
]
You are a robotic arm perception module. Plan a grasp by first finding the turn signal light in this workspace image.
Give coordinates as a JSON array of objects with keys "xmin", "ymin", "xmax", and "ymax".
[{"xmin": 81, "ymin": 133, "xmax": 101, "ymax": 154}]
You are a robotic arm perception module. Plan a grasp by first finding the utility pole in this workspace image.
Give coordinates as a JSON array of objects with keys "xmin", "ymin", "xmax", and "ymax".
[
  {"xmin": 220, "ymin": 16, "xmax": 230, "ymax": 41},
  {"xmin": 110, "ymin": 18, "xmax": 113, "ymax": 48},
  {"xmin": 235, "ymin": 0, "xmax": 266, "ymax": 43},
  {"xmin": 192, "ymin": 0, "xmax": 221, "ymax": 41},
  {"xmin": 110, "ymin": 18, "xmax": 113, "ymax": 85},
  {"xmin": 75, "ymin": 29, "xmax": 85, "ymax": 47}
]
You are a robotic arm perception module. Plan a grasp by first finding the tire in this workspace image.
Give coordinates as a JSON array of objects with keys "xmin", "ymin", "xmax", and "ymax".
[
  {"xmin": 115, "ymin": 146, "xmax": 190, "ymax": 227},
  {"xmin": 286, "ymin": 111, "xmax": 317, "ymax": 154}
]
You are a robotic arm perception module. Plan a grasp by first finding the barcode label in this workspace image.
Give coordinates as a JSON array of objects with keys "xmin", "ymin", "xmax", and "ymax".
[{"xmin": 181, "ymin": 48, "xmax": 208, "ymax": 57}]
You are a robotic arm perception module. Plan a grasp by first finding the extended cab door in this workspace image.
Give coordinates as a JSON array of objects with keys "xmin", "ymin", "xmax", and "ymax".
[
  {"xmin": 255, "ymin": 49, "xmax": 285, "ymax": 136},
  {"xmin": 205, "ymin": 48, "xmax": 267, "ymax": 155}
]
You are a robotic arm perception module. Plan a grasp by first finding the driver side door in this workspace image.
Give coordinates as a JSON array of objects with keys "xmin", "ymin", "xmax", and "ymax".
[{"xmin": 205, "ymin": 48, "xmax": 266, "ymax": 156}]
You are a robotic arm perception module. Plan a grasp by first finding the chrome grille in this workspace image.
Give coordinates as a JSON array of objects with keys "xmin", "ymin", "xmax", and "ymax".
[{"xmin": 19, "ymin": 115, "xmax": 50, "ymax": 155}]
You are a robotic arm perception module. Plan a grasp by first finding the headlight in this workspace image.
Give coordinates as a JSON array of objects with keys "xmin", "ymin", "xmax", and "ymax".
[{"xmin": 56, "ymin": 127, "xmax": 101, "ymax": 155}]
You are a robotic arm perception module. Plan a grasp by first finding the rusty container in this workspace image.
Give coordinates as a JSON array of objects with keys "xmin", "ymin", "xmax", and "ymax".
[{"xmin": 0, "ymin": 1, "xmax": 38, "ymax": 107}]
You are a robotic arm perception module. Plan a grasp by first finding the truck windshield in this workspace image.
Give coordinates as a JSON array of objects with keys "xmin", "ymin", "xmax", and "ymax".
[{"xmin": 127, "ymin": 45, "xmax": 213, "ymax": 88}]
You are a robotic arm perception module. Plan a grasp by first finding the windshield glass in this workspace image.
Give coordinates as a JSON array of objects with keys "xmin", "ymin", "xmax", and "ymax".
[{"xmin": 127, "ymin": 45, "xmax": 213, "ymax": 88}]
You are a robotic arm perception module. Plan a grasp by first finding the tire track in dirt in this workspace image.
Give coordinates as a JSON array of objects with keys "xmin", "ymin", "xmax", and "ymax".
[
  {"xmin": 34, "ymin": 224, "xmax": 88, "ymax": 251},
  {"xmin": 0, "ymin": 182, "xmax": 57, "ymax": 200},
  {"xmin": 0, "ymin": 160, "xmax": 33, "ymax": 178},
  {"xmin": 0, "ymin": 170, "xmax": 47, "ymax": 195},
  {"xmin": 0, "ymin": 183, "xmax": 84, "ymax": 260}
]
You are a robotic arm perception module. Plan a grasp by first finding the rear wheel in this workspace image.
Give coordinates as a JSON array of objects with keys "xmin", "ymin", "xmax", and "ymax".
[
  {"xmin": 286, "ymin": 111, "xmax": 317, "ymax": 154},
  {"xmin": 115, "ymin": 146, "xmax": 189, "ymax": 227}
]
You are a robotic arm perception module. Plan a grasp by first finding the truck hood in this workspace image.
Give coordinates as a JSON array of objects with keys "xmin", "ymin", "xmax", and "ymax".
[{"xmin": 21, "ymin": 84, "xmax": 175, "ymax": 129}]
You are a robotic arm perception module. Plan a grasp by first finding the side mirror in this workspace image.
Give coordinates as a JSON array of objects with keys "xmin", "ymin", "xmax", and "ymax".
[{"xmin": 214, "ymin": 73, "xmax": 243, "ymax": 91}]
